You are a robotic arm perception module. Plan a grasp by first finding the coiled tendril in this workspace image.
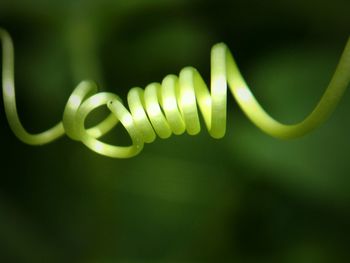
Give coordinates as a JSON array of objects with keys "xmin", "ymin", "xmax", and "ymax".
[{"xmin": 1, "ymin": 29, "xmax": 350, "ymax": 158}]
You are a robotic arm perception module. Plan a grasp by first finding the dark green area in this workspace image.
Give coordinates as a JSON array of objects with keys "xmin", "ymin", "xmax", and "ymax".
[{"xmin": 1, "ymin": 0, "xmax": 350, "ymax": 262}]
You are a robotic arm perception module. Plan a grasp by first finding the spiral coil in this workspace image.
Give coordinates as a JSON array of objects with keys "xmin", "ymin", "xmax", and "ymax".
[{"xmin": 1, "ymin": 29, "xmax": 350, "ymax": 158}]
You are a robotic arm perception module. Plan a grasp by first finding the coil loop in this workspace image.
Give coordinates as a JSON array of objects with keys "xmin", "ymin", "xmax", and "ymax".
[{"xmin": 1, "ymin": 28, "xmax": 350, "ymax": 158}]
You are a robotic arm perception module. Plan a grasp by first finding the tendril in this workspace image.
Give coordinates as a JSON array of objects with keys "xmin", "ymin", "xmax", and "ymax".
[{"xmin": 1, "ymin": 28, "xmax": 350, "ymax": 158}]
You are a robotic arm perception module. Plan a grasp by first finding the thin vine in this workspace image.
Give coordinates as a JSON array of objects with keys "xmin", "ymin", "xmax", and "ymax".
[{"xmin": 1, "ymin": 28, "xmax": 350, "ymax": 158}]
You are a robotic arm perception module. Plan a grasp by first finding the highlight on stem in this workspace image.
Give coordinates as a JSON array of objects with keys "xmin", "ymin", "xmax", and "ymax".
[{"xmin": 1, "ymin": 28, "xmax": 350, "ymax": 158}]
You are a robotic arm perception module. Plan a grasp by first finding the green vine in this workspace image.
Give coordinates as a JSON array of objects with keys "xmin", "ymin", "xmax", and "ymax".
[{"xmin": 1, "ymin": 28, "xmax": 350, "ymax": 158}]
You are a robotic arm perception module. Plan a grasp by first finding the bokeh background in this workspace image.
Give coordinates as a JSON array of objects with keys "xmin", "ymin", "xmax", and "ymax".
[{"xmin": 1, "ymin": 0, "xmax": 350, "ymax": 262}]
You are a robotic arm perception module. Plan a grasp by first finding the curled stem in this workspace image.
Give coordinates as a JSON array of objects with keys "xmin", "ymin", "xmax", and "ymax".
[{"xmin": 1, "ymin": 28, "xmax": 350, "ymax": 157}]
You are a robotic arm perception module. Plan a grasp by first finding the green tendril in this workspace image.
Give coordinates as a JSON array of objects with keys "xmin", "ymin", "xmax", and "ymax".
[{"xmin": 1, "ymin": 28, "xmax": 350, "ymax": 158}]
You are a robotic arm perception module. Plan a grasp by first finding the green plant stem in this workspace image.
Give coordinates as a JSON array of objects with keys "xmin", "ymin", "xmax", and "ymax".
[{"xmin": 1, "ymin": 28, "xmax": 349, "ymax": 157}]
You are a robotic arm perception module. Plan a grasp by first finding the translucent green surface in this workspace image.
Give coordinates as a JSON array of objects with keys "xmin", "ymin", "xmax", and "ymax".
[{"xmin": 1, "ymin": 28, "xmax": 350, "ymax": 158}]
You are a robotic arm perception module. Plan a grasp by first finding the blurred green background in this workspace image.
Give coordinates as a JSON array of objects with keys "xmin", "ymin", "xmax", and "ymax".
[{"xmin": 1, "ymin": 0, "xmax": 350, "ymax": 262}]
